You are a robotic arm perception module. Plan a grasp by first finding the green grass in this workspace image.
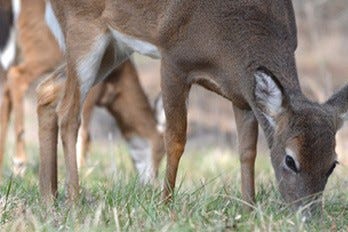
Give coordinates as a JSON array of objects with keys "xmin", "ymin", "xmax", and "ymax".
[{"xmin": 0, "ymin": 142, "xmax": 347, "ymax": 231}]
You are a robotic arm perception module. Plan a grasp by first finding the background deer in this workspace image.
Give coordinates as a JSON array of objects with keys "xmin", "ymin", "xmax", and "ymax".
[
  {"xmin": 44, "ymin": 0, "xmax": 348, "ymax": 214},
  {"xmin": 37, "ymin": 60, "xmax": 165, "ymax": 198},
  {"xmin": 0, "ymin": 0, "xmax": 164, "ymax": 182}
]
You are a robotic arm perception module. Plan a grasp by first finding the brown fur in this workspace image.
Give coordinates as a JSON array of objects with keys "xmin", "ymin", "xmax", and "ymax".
[{"xmin": 46, "ymin": 0, "xmax": 348, "ymax": 213}]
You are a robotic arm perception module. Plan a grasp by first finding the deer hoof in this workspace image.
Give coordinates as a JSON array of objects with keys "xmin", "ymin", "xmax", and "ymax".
[{"xmin": 12, "ymin": 158, "xmax": 26, "ymax": 177}]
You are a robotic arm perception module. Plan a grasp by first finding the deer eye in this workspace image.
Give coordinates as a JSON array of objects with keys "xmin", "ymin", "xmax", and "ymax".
[
  {"xmin": 285, "ymin": 155, "xmax": 298, "ymax": 173},
  {"xmin": 326, "ymin": 161, "xmax": 338, "ymax": 177}
]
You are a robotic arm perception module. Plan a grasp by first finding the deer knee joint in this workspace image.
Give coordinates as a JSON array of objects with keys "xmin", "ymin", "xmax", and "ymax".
[{"xmin": 239, "ymin": 149, "xmax": 256, "ymax": 164}]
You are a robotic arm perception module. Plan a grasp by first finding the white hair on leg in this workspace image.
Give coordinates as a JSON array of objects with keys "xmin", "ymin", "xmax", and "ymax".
[
  {"xmin": 154, "ymin": 95, "xmax": 166, "ymax": 134},
  {"xmin": 76, "ymin": 126, "xmax": 86, "ymax": 170}
]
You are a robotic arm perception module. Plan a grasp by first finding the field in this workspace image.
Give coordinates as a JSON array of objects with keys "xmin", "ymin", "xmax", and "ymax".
[
  {"xmin": 0, "ymin": 141, "xmax": 347, "ymax": 231},
  {"xmin": 1, "ymin": 0, "xmax": 348, "ymax": 231}
]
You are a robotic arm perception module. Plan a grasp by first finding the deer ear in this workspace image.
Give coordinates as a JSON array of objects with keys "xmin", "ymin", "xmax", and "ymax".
[
  {"xmin": 324, "ymin": 85, "xmax": 348, "ymax": 127},
  {"xmin": 254, "ymin": 69, "xmax": 285, "ymax": 128}
]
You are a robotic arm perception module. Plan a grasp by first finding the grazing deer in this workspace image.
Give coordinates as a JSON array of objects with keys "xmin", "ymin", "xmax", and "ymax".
[
  {"xmin": 45, "ymin": 0, "xmax": 348, "ymax": 214},
  {"xmin": 0, "ymin": 0, "xmax": 164, "ymax": 182}
]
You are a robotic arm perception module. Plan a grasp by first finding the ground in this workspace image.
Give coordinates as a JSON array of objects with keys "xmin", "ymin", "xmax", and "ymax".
[{"xmin": 0, "ymin": 141, "xmax": 347, "ymax": 231}]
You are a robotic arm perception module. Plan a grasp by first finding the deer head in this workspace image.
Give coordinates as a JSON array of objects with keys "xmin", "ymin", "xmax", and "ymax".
[{"xmin": 254, "ymin": 68, "xmax": 348, "ymax": 213}]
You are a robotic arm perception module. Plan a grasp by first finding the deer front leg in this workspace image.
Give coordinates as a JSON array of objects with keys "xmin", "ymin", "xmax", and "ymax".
[
  {"xmin": 233, "ymin": 105, "xmax": 258, "ymax": 210},
  {"xmin": 76, "ymin": 85, "xmax": 100, "ymax": 170},
  {"xmin": 161, "ymin": 62, "xmax": 190, "ymax": 201},
  {"xmin": 37, "ymin": 67, "xmax": 65, "ymax": 203},
  {"xmin": 0, "ymin": 82, "xmax": 12, "ymax": 177}
]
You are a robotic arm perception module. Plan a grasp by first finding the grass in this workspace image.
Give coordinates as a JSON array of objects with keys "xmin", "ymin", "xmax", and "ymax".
[{"xmin": 0, "ymin": 142, "xmax": 347, "ymax": 231}]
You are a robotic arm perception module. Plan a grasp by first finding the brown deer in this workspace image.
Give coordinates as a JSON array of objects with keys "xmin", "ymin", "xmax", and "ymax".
[
  {"xmin": 0, "ymin": 0, "xmax": 164, "ymax": 182},
  {"xmin": 44, "ymin": 0, "xmax": 347, "ymax": 214}
]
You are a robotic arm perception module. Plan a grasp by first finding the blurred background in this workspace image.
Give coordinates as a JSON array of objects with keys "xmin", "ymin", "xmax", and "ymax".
[{"xmin": 1, "ymin": 0, "xmax": 347, "ymax": 164}]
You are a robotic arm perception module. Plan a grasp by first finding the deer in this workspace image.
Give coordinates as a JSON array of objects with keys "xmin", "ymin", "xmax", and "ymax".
[
  {"xmin": 44, "ymin": 0, "xmax": 348, "ymax": 215},
  {"xmin": 0, "ymin": 0, "xmax": 164, "ymax": 182}
]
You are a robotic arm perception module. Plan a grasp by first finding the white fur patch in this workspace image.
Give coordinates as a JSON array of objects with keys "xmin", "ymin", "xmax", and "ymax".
[
  {"xmin": 127, "ymin": 136, "xmax": 154, "ymax": 184},
  {"xmin": 0, "ymin": 28, "xmax": 16, "ymax": 69},
  {"xmin": 11, "ymin": 0, "xmax": 21, "ymax": 20},
  {"xmin": 45, "ymin": 1, "xmax": 65, "ymax": 51},
  {"xmin": 340, "ymin": 112, "xmax": 348, "ymax": 121},
  {"xmin": 255, "ymin": 71, "xmax": 283, "ymax": 126},
  {"xmin": 154, "ymin": 96, "xmax": 166, "ymax": 133},
  {"xmin": 76, "ymin": 126, "xmax": 87, "ymax": 170},
  {"xmin": 76, "ymin": 35, "xmax": 110, "ymax": 100},
  {"xmin": 12, "ymin": 157, "xmax": 26, "ymax": 176},
  {"xmin": 110, "ymin": 28, "xmax": 161, "ymax": 59}
]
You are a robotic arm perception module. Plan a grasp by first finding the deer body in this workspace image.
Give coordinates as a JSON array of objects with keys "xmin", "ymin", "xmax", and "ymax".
[{"xmin": 46, "ymin": 0, "xmax": 348, "ymax": 213}]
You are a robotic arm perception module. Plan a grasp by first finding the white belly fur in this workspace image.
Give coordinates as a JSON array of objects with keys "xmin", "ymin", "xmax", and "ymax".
[
  {"xmin": 110, "ymin": 28, "xmax": 161, "ymax": 59},
  {"xmin": 45, "ymin": 1, "xmax": 65, "ymax": 51}
]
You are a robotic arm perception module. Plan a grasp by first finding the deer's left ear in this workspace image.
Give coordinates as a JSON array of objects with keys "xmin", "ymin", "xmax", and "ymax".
[
  {"xmin": 324, "ymin": 85, "xmax": 348, "ymax": 128},
  {"xmin": 254, "ymin": 68, "xmax": 287, "ymax": 128}
]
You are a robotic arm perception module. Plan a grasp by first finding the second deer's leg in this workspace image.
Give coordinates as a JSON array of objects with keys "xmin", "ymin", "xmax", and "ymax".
[
  {"xmin": 233, "ymin": 105, "xmax": 258, "ymax": 209},
  {"xmin": 0, "ymin": 82, "xmax": 12, "ymax": 176},
  {"xmin": 160, "ymin": 61, "xmax": 190, "ymax": 201},
  {"xmin": 77, "ymin": 85, "xmax": 100, "ymax": 170},
  {"xmin": 7, "ymin": 65, "xmax": 34, "ymax": 176},
  {"xmin": 102, "ymin": 61, "xmax": 165, "ymax": 184}
]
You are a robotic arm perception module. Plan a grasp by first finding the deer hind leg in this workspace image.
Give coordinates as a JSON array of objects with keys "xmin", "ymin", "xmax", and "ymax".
[
  {"xmin": 0, "ymin": 82, "xmax": 12, "ymax": 177},
  {"xmin": 59, "ymin": 32, "xmax": 112, "ymax": 201},
  {"xmin": 160, "ymin": 61, "xmax": 190, "ymax": 201},
  {"xmin": 37, "ymin": 66, "xmax": 65, "ymax": 203},
  {"xmin": 233, "ymin": 105, "xmax": 258, "ymax": 210},
  {"xmin": 102, "ymin": 60, "xmax": 165, "ymax": 184},
  {"xmin": 76, "ymin": 85, "xmax": 100, "ymax": 170}
]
